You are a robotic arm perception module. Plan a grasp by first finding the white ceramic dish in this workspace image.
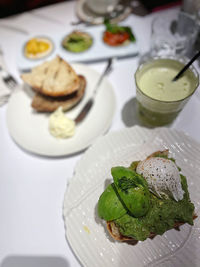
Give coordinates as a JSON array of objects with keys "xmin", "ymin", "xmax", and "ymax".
[
  {"xmin": 63, "ymin": 126, "xmax": 200, "ymax": 267},
  {"xmin": 22, "ymin": 35, "xmax": 55, "ymax": 60},
  {"xmin": 6, "ymin": 63, "xmax": 116, "ymax": 157},
  {"xmin": 17, "ymin": 25, "xmax": 138, "ymax": 71},
  {"xmin": 76, "ymin": 0, "xmax": 132, "ymax": 25}
]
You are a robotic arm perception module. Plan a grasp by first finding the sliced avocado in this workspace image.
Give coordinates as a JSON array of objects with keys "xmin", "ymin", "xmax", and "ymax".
[
  {"xmin": 119, "ymin": 187, "xmax": 150, "ymax": 217},
  {"xmin": 111, "ymin": 166, "xmax": 150, "ymax": 217},
  {"xmin": 111, "ymin": 166, "xmax": 148, "ymax": 190},
  {"xmin": 98, "ymin": 183, "xmax": 126, "ymax": 221}
]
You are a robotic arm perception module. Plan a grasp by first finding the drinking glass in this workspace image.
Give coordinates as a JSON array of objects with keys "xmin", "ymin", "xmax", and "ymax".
[
  {"xmin": 140, "ymin": 11, "xmax": 198, "ymax": 64},
  {"xmin": 135, "ymin": 56, "xmax": 199, "ymax": 127}
]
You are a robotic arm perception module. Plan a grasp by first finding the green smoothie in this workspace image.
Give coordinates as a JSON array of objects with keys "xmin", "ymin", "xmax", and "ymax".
[{"xmin": 135, "ymin": 58, "xmax": 199, "ymax": 127}]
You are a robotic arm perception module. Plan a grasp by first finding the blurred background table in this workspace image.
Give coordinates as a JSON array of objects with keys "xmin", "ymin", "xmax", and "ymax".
[{"xmin": 0, "ymin": 1, "xmax": 200, "ymax": 266}]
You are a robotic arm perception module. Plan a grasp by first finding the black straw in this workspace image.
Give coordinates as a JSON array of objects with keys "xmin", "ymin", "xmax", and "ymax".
[{"xmin": 172, "ymin": 50, "xmax": 200, "ymax": 82}]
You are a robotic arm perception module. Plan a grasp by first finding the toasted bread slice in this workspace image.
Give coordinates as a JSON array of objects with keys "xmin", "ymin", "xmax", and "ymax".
[
  {"xmin": 106, "ymin": 150, "xmax": 197, "ymax": 243},
  {"xmin": 21, "ymin": 56, "xmax": 80, "ymax": 97},
  {"xmin": 107, "ymin": 214, "xmax": 197, "ymax": 242},
  {"xmin": 31, "ymin": 75, "xmax": 86, "ymax": 112}
]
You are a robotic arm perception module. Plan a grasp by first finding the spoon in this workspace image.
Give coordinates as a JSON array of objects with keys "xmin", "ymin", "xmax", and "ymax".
[{"xmin": 172, "ymin": 50, "xmax": 200, "ymax": 82}]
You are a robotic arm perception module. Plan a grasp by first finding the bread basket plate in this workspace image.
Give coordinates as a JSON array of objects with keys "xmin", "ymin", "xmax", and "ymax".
[
  {"xmin": 6, "ymin": 63, "xmax": 116, "ymax": 157},
  {"xmin": 63, "ymin": 126, "xmax": 200, "ymax": 267}
]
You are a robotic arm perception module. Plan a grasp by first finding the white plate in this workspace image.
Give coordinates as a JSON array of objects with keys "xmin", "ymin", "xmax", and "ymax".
[
  {"xmin": 63, "ymin": 126, "xmax": 200, "ymax": 267},
  {"xmin": 17, "ymin": 25, "xmax": 139, "ymax": 71},
  {"xmin": 6, "ymin": 63, "xmax": 116, "ymax": 157}
]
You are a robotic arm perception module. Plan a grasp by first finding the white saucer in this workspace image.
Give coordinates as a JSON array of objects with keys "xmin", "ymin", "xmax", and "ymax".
[
  {"xmin": 6, "ymin": 63, "xmax": 116, "ymax": 157},
  {"xmin": 76, "ymin": 0, "xmax": 132, "ymax": 25}
]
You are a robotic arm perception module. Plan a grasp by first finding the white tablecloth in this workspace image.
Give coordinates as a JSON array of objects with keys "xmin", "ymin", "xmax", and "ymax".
[{"xmin": 0, "ymin": 2, "xmax": 199, "ymax": 267}]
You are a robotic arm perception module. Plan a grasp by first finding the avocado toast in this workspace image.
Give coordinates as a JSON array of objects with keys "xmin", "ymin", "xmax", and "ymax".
[{"xmin": 98, "ymin": 150, "xmax": 196, "ymax": 242}]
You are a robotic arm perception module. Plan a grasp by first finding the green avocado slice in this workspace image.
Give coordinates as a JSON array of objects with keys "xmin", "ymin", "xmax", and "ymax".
[
  {"xmin": 98, "ymin": 183, "xmax": 126, "ymax": 221},
  {"xmin": 111, "ymin": 166, "xmax": 150, "ymax": 217},
  {"xmin": 119, "ymin": 187, "xmax": 150, "ymax": 217},
  {"xmin": 111, "ymin": 166, "xmax": 148, "ymax": 188}
]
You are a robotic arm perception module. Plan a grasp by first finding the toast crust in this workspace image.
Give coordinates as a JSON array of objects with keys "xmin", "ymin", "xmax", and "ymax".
[
  {"xmin": 31, "ymin": 75, "xmax": 86, "ymax": 112},
  {"xmin": 21, "ymin": 56, "xmax": 80, "ymax": 97}
]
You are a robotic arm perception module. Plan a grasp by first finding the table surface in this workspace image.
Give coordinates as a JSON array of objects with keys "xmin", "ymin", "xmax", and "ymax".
[{"xmin": 0, "ymin": 1, "xmax": 200, "ymax": 267}]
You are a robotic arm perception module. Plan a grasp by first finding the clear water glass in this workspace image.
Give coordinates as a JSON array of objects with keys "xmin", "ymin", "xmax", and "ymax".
[{"xmin": 140, "ymin": 11, "xmax": 198, "ymax": 64}]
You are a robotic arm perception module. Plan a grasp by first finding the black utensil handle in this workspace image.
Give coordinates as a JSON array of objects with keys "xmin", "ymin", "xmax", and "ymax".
[{"xmin": 75, "ymin": 98, "xmax": 94, "ymax": 124}]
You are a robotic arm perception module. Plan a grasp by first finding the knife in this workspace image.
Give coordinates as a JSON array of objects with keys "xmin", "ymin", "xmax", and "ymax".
[{"xmin": 74, "ymin": 57, "xmax": 113, "ymax": 124}]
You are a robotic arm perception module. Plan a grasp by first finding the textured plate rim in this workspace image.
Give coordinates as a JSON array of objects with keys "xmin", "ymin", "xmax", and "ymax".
[{"xmin": 63, "ymin": 126, "xmax": 200, "ymax": 267}]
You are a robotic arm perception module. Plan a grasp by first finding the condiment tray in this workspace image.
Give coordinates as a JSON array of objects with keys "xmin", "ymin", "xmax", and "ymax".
[{"xmin": 17, "ymin": 25, "xmax": 139, "ymax": 71}]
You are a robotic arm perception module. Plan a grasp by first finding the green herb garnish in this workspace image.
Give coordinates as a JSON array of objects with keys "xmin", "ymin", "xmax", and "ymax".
[{"xmin": 104, "ymin": 19, "xmax": 136, "ymax": 42}]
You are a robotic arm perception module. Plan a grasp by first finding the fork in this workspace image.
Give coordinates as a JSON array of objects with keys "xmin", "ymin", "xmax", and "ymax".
[{"xmin": 0, "ymin": 66, "xmax": 18, "ymax": 90}]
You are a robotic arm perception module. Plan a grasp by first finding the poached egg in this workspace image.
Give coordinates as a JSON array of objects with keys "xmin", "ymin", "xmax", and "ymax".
[{"xmin": 136, "ymin": 156, "xmax": 184, "ymax": 201}]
